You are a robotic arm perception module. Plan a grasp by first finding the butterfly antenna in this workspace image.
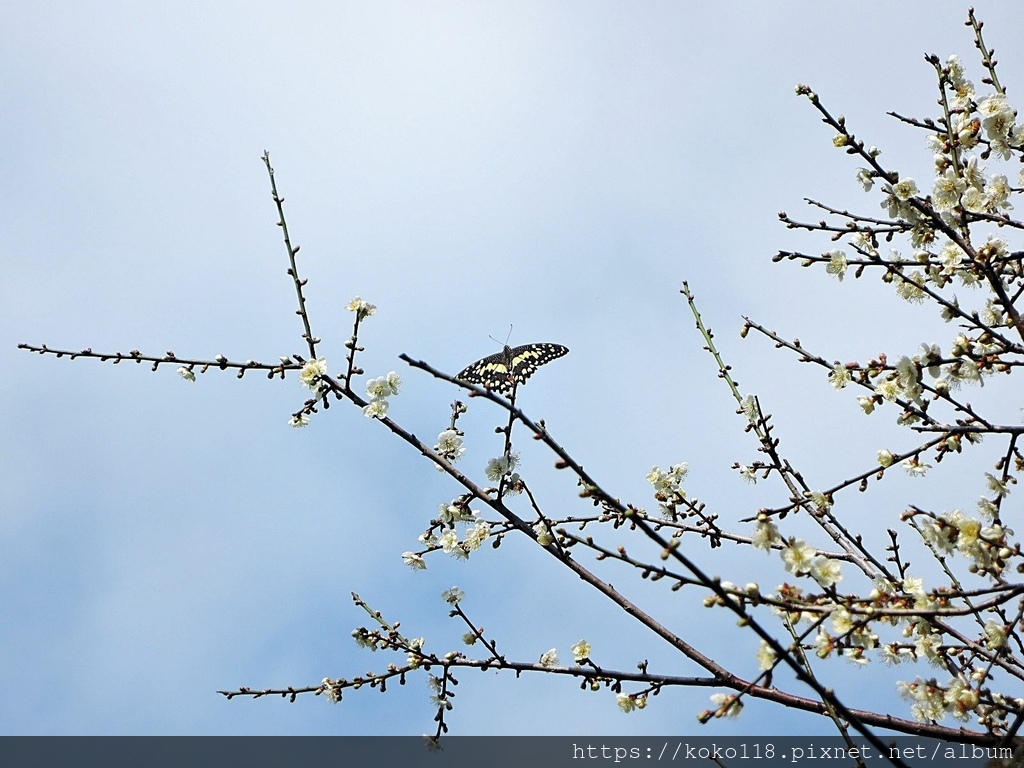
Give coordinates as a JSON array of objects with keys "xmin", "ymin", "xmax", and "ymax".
[{"xmin": 488, "ymin": 325, "xmax": 514, "ymax": 348}]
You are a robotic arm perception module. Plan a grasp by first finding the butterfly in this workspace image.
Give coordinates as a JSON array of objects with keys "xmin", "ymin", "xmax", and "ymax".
[{"xmin": 457, "ymin": 343, "xmax": 568, "ymax": 395}]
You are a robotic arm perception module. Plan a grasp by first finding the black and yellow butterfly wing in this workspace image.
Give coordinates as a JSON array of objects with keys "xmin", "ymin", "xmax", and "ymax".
[{"xmin": 457, "ymin": 343, "xmax": 568, "ymax": 394}]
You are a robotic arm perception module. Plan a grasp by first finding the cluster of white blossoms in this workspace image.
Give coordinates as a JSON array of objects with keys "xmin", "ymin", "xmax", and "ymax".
[
  {"xmin": 533, "ymin": 520, "xmax": 554, "ymax": 546},
  {"xmin": 291, "ymin": 358, "xmax": 331, "ymax": 427},
  {"xmin": 485, "ymin": 450, "xmax": 521, "ymax": 490},
  {"xmin": 917, "ymin": 509, "xmax": 1012, "ymax": 577},
  {"xmin": 407, "ymin": 503, "xmax": 492, "ymax": 565},
  {"xmin": 897, "ymin": 678, "xmax": 979, "ymax": 724},
  {"xmin": 362, "ymin": 371, "xmax": 401, "ymax": 418},
  {"xmin": 535, "ymin": 640, "xmax": 592, "ymax": 675},
  {"xmin": 406, "ymin": 637, "xmax": 425, "ymax": 669},
  {"xmin": 350, "ymin": 626, "xmax": 379, "ymax": 651},
  {"xmin": 426, "ymin": 674, "xmax": 448, "ymax": 709},
  {"xmin": 796, "ymin": 568, "xmax": 1016, "ymax": 723},
  {"xmin": 345, "ymin": 295, "xmax": 377, "ymax": 321},
  {"xmin": 864, "ymin": 55, "xmax": 1021, "ymax": 230},
  {"xmin": 617, "ymin": 693, "xmax": 647, "ymax": 713},
  {"xmin": 646, "ymin": 463, "xmax": 689, "ymax": 517},
  {"xmin": 835, "ymin": 335, "xmax": 995, "ymax": 428},
  {"xmin": 400, "ymin": 504, "xmax": 491, "ymax": 569},
  {"xmin": 763, "ymin": 49, "xmax": 1024, "ymax": 729},
  {"xmin": 943, "ymin": 55, "xmax": 1022, "ymax": 160},
  {"xmin": 299, "ymin": 356, "xmax": 329, "ymax": 391},
  {"xmin": 818, "ymin": 54, "xmax": 1021, "ymax": 433},
  {"xmin": 779, "ymin": 538, "xmax": 843, "ymax": 589},
  {"xmin": 823, "ymin": 607, "xmax": 879, "ymax": 665}
]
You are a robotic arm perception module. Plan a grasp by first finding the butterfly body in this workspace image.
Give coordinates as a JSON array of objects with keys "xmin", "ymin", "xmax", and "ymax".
[{"xmin": 457, "ymin": 343, "xmax": 568, "ymax": 395}]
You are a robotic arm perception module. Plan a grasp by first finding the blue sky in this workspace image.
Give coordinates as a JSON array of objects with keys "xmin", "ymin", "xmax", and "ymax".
[{"xmin": 4, "ymin": 2, "xmax": 1023, "ymax": 736}]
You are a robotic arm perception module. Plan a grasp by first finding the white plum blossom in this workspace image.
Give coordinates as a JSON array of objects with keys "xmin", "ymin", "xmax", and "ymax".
[
  {"xmin": 346, "ymin": 296, "xmax": 377, "ymax": 319},
  {"xmin": 463, "ymin": 520, "xmax": 491, "ymax": 551},
  {"xmin": 893, "ymin": 177, "xmax": 919, "ymax": 199},
  {"xmin": 782, "ymin": 539, "xmax": 816, "ymax": 575},
  {"xmin": 881, "ymin": 644, "xmax": 912, "ymax": 666},
  {"xmin": 829, "ymin": 362, "xmax": 851, "ymax": 390},
  {"xmin": 442, "ymin": 587, "xmax": 464, "ymax": 604},
  {"xmin": 647, "ymin": 463, "xmax": 689, "ymax": 494},
  {"xmin": 960, "ymin": 187, "xmax": 984, "ymax": 214},
  {"xmin": 813, "ymin": 630, "xmax": 833, "ymax": 659},
  {"xmin": 987, "ymin": 174, "xmax": 1012, "ymax": 210},
  {"xmin": 977, "ymin": 93, "xmax": 1013, "ymax": 121},
  {"xmin": 299, "ymin": 357, "xmax": 329, "ymax": 390},
  {"xmin": 875, "ymin": 378, "xmax": 899, "ymax": 403},
  {"xmin": 810, "ymin": 557, "xmax": 842, "ymax": 588},
  {"xmin": 932, "ymin": 167, "xmax": 967, "ymax": 211},
  {"xmin": 756, "ymin": 641, "xmax": 776, "ymax": 671},
  {"xmin": 434, "ymin": 429, "xmax": 466, "ymax": 464},
  {"xmin": 919, "ymin": 515, "xmax": 956, "ymax": 554},
  {"xmin": 938, "ymin": 241, "xmax": 965, "ymax": 273},
  {"xmin": 438, "ymin": 529, "xmax": 461, "ymax": 555},
  {"xmin": 485, "ymin": 451, "xmax": 520, "ymax": 481},
  {"xmin": 946, "ymin": 55, "xmax": 965, "ymax": 84},
  {"xmin": 709, "ymin": 693, "xmax": 743, "ymax": 718},
  {"xmin": 539, "ymin": 649, "xmax": 559, "ymax": 668},
  {"xmin": 366, "ymin": 374, "xmax": 398, "ymax": 399},
  {"xmin": 571, "ymin": 639, "xmax": 591, "ymax": 663},
  {"xmin": 944, "ymin": 678, "xmax": 979, "ymax": 721},
  {"xmin": 825, "ymin": 250, "xmax": 848, "ymax": 281},
  {"xmin": 407, "ymin": 637, "xmax": 425, "ymax": 668},
  {"xmin": 902, "ymin": 458, "xmax": 931, "ymax": 477},
  {"xmin": 984, "ymin": 621, "xmax": 1007, "ymax": 650},
  {"xmin": 984, "ymin": 472, "xmax": 1010, "ymax": 498},
  {"xmin": 917, "ymin": 343, "xmax": 942, "ymax": 378},
  {"xmin": 533, "ymin": 520, "xmax": 554, "ymax": 546},
  {"xmin": 740, "ymin": 394, "xmax": 758, "ymax": 422},
  {"xmin": 808, "ymin": 490, "xmax": 832, "ymax": 513},
  {"xmin": 961, "ymin": 156, "xmax": 985, "ymax": 190},
  {"xmin": 402, "ymin": 551, "xmax": 427, "ymax": 570},
  {"xmin": 977, "ymin": 497, "xmax": 999, "ymax": 520},
  {"xmin": 915, "ymin": 632, "xmax": 944, "ymax": 666},
  {"xmin": 897, "ymin": 679, "xmax": 946, "ymax": 723},
  {"xmin": 894, "ymin": 271, "xmax": 927, "ymax": 303},
  {"xmin": 362, "ymin": 398, "xmax": 389, "ymax": 419},
  {"xmin": 321, "ymin": 678, "xmax": 342, "ymax": 703},
  {"xmin": 752, "ymin": 519, "xmax": 781, "ymax": 552},
  {"xmin": 980, "ymin": 299, "xmax": 1005, "ymax": 328},
  {"xmin": 852, "ymin": 232, "xmax": 878, "ymax": 256}
]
